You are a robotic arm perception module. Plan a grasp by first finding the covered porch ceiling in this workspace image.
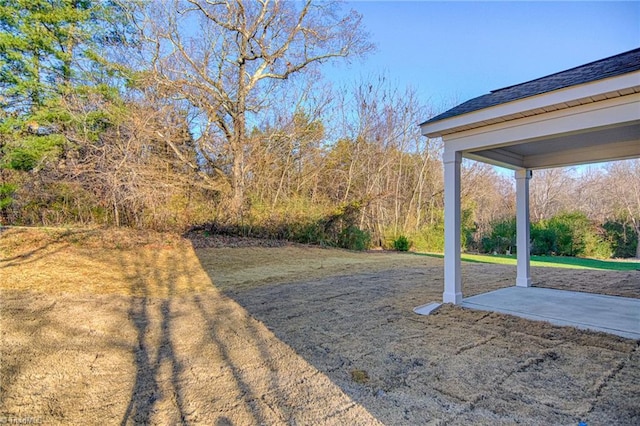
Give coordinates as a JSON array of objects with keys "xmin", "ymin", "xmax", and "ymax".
[{"xmin": 467, "ymin": 121, "xmax": 640, "ymax": 170}]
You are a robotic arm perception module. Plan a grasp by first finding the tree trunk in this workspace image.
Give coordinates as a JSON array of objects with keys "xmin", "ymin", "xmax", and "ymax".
[
  {"xmin": 229, "ymin": 131, "xmax": 246, "ymax": 219},
  {"xmin": 229, "ymin": 70, "xmax": 247, "ymax": 219},
  {"xmin": 634, "ymin": 221, "xmax": 640, "ymax": 259}
]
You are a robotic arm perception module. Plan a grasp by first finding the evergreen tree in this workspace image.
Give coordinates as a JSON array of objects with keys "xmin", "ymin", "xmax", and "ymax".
[{"xmin": 0, "ymin": 0, "xmax": 130, "ymax": 171}]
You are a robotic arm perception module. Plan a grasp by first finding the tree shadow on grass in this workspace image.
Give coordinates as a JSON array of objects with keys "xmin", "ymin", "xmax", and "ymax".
[
  {"xmin": 0, "ymin": 227, "xmax": 93, "ymax": 266},
  {"xmin": 117, "ymin": 248, "xmax": 190, "ymax": 426},
  {"xmin": 189, "ymin": 244, "xmax": 640, "ymax": 425},
  {"xmin": 116, "ymin": 244, "xmax": 311, "ymax": 425},
  {"xmin": 2, "ymin": 230, "xmax": 385, "ymax": 424},
  {"xmin": 190, "ymin": 294, "xmax": 272, "ymax": 425}
]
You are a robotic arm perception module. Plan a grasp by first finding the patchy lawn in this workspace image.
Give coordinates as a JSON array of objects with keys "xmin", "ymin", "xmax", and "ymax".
[{"xmin": 1, "ymin": 227, "xmax": 639, "ymax": 425}]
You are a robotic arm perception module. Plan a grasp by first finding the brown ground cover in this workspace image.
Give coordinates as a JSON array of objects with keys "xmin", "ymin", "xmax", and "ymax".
[{"xmin": 1, "ymin": 227, "xmax": 639, "ymax": 425}]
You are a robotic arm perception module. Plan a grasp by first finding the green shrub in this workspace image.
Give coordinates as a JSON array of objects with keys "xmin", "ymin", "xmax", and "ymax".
[
  {"xmin": 412, "ymin": 223, "xmax": 445, "ymax": 253},
  {"xmin": 583, "ymin": 230, "xmax": 613, "ymax": 259},
  {"xmin": 548, "ymin": 215, "xmax": 579, "ymax": 256},
  {"xmin": 0, "ymin": 183, "xmax": 16, "ymax": 210},
  {"xmin": 5, "ymin": 149, "xmax": 39, "ymax": 171},
  {"xmin": 481, "ymin": 218, "xmax": 516, "ymax": 254},
  {"xmin": 530, "ymin": 224, "xmax": 557, "ymax": 255},
  {"xmin": 531, "ymin": 212, "xmax": 613, "ymax": 258},
  {"xmin": 461, "ymin": 207, "xmax": 478, "ymax": 252},
  {"xmin": 338, "ymin": 225, "xmax": 371, "ymax": 251},
  {"xmin": 1, "ymin": 135, "xmax": 65, "ymax": 172},
  {"xmin": 603, "ymin": 220, "xmax": 638, "ymax": 258},
  {"xmin": 293, "ymin": 222, "xmax": 328, "ymax": 245},
  {"xmin": 393, "ymin": 235, "xmax": 410, "ymax": 251}
]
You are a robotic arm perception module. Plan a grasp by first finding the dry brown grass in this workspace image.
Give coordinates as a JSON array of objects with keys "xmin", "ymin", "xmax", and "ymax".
[
  {"xmin": 195, "ymin": 245, "xmax": 440, "ymax": 292},
  {"xmin": 1, "ymin": 227, "xmax": 436, "ymax": 296},
  {"xmin": 1, "ymin": 227, "xmax": 208, "ymax": 297},
  {"xmin": 1, "ymin": 226, "xmax": 638, "ymax": 425}
]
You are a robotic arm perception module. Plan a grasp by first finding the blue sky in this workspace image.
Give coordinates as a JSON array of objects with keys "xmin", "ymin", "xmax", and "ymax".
[{"xmin": 329, "ymin": 1, "xmax": 640, "ymax": 114}]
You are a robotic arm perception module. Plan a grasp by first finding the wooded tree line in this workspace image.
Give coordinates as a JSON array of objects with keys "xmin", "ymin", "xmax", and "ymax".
[
  {"xmin": 1, "ymin": 0, "xmax": 638, "ymax": 257},
  {"xmin": 481, "ymin": 165, "xmax": 640, "ymax": 259}
]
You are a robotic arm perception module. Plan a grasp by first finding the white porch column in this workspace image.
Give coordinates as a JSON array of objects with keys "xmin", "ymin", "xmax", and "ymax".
[
  {"xmin": 443, "ymin": 148, "xmax": 462, "ymax": 304},
  {"xmin": 515, "ymin": 169, "xmax": 532, "ymax": 287}
]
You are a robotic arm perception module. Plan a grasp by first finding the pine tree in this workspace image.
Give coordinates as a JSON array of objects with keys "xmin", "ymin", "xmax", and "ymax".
[{"xmin": 0, "ymin": 0, "xmax": 129, "ymax": 171}]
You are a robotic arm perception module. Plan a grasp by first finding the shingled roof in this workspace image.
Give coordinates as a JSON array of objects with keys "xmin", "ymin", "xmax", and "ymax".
[{"xmin": 422, "ymin": 47, "xmax": 640, "ymax": 125}]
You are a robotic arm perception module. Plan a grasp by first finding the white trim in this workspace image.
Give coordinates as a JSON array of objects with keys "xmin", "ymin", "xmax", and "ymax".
[
  {"xmin": 421, "ymin": 71, "xmax": 640, "ymax": 137},
  {"xmin": 515, "ymin": 169, "xmax": 532, "ymax": 288},
  {"xmin": 443, "ymin": 94, "xmax": 640, "ymax": 153},
  {"xmin": 443, "ymin": 149, "xmax": 462, "ymax": 304}
]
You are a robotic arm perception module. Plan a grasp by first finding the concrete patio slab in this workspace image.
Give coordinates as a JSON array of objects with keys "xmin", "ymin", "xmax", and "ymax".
[{"xmin": 462, "ymin": 287, "xmax": 640, "ymax": 340}]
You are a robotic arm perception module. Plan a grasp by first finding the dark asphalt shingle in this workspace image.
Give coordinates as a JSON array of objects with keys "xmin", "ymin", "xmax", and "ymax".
[{"xmin": 422, "ymin": 47, "xmax": 640, "ymax": 126}]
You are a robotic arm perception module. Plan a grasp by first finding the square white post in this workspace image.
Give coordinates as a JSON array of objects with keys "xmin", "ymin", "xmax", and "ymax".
[
  {"xmin": 515, "ymin": 169, "xmax": 532, "ymax": 287},
  {"xmin": 443, "ymin": 149, "xmax": 462, "ymax": 304}
]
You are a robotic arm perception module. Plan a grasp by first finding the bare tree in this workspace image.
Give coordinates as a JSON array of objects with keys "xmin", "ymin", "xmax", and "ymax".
[
  {"xmin": 133, "ymin": 0, "xmax": 373, "ymax": 218},
  {"xmin": 604, "ymin": 160, "xmax": 640, "ymax": 258},
  {"xmin": 573, "ymin": 166, "xmax": 610, "ymax": 223},
  {"xmin": 54, "ymin": 89, "xmax": 220, "ymax": 230},
  {"xmin": 530, "ymin": 168, "xmax": 576, "ymax": 222},
  {"xmin": 461, "ymin": 161, "xmax": 515, "ymax": 242},
  {"xmin": 320, "ymin": 76, "xmax": 443, "ymax": 242}
]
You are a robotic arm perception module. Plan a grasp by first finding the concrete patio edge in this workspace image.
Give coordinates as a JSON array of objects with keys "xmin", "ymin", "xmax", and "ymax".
[{"xmin": 461, "ymin": 287, "xmax": 640, "ymax": 340}]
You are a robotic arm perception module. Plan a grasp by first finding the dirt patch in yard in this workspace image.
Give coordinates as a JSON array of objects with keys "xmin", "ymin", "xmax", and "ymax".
[{"xmin": 1, "ymin": 227, "xmax": 639, "ymax": 425}]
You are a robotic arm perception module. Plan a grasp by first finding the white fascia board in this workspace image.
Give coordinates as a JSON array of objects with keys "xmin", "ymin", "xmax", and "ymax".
[
  {"xmin": 443, "ymin": 94, "xmax": 640, "ymax": 153},
  {"xmin": 421, "ymin": 71, "xmax": 640, "ymax": 137}
]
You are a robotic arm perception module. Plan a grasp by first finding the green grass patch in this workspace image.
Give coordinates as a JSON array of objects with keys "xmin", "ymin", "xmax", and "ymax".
[{"xmin": 416, "ymin": 252, "xmax": 639, "ymax": 271}]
